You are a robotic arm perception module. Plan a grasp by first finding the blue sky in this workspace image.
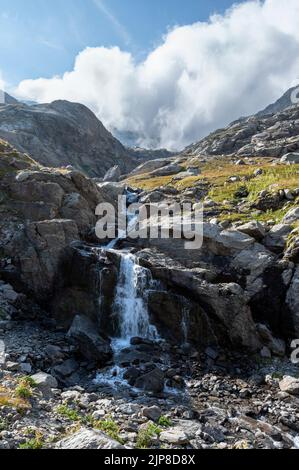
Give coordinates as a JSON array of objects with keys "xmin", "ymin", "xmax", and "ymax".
[
  {"xmin": 0, "ymin": 0, "xmax": 241, "ymax": 86},
  {"xmin": 2, "ymin": 0, "xmax": 299, "ymax": 150}
]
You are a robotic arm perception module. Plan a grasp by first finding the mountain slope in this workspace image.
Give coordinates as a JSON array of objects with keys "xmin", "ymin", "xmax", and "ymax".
[
  {"xmin": 0, "ymin": 99, "xmax": 133, "ymax": 177},
  {"xmin": 184, "ymin": 103, "xmax": 299, "ymax": 159},
  {"xmin": 0, "ymin": 90, "xmax": 19, "ymax": 105},
  {"xmin": 257, "ymin": 85, "xmax": 299, "ymax": 117}
]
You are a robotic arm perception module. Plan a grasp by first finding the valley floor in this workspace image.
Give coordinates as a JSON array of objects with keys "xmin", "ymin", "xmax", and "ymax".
[{"xmin": 1, "ymin": 320, "xmax": 299, "ymax": 450}]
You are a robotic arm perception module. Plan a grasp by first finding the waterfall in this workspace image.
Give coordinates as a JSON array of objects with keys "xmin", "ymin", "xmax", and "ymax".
[
  {"xmin": 95, "ymin": 252, "xmax": 158, "ymax": 389},
  {"xmin": 181, "ymin": 303, "xmax": 190, "ymax": 345},
  {"xmin": 112, "ymin": 252, "xmax": 158, "ymax": 349}
]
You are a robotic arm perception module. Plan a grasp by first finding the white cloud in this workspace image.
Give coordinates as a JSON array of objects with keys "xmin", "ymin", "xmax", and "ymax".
[{"xmin": 15, "ymin": 0, "xmax": 299, "ymax": 150}]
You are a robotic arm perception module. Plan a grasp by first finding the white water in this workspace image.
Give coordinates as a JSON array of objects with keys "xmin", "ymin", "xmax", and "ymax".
[
  {"xmin": 113, "ymin": 252, "xmax": 158, "ymax": 349},
  {"xmin": 95, "ymin": 251, "xmax": 158, "ymax": 388},
  {"xmin": 106, "ymin": 190, "xmax": 139, "ymax": 250}
]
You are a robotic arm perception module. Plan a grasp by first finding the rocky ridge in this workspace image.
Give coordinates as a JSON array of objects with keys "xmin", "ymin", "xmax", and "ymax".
[{"xmin": 184, "ymin": 99, "xmax": 299, "ymax": 159}]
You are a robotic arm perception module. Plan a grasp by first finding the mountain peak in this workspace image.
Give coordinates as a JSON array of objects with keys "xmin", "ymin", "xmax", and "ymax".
[
  {"xmin": 257, "ymin": 85, "xmax": 299, "ymax": 117},
  {"xmin": 0, "ymin": 90, "xmax": 19, "ymax": 105}
]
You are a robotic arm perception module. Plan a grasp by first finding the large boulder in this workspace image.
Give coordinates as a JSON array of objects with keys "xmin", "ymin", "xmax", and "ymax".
[
  {"xmin": 129, "ymin": 158, "xmax": 174, "ymax": 177},
  {"xmin": 139, "ymin": 250, "xmax": 262, "ymax": 351},
  {"xmin": 237, "ymin": 221, "xmax": 266, "ymax": 241},
  {"xmin": 280, "ymin": 153, "xmax": 299, "ymax": 164},
  {"xmin": 230, "ymin": 243, "xmax": 275, "ymax": 298},
  {"xmin": 279, "ymin": 376, "xmax": 299, "ymax": 395},
  {"xmin": 264, "ymin": 224, "xmax": 292, "ymax": 253},
  {"xmin": 283, "ymin": 207, "xmax": 299, "ymax": 224},
  {"xmin": 55, "ymin": 428, "xmax": 124, "ymax": 449},
  {"xmin": 67, "ymin": 315, "xmax": 113, "ymax": 365},
  {"xmin": 10, "ymin": 219, "xmax": 80, "ymax": 299},
  {"xmin": 30, "ymin": 372, "xmax": 58, "ymax": 398},
  {"xmin": 135, "ymin": 368, "xmax": 165, "ymax": 393},
  {"xmin": 96, "ymin": 181, "xmax": 126, "ymax": 209},
  {"xmin": 150, "ymin": 163, "xmax": 184, "ymax": 177}
]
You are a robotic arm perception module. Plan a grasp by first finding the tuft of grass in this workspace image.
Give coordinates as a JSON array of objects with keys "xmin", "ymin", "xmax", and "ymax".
[
  {"xmin": 136, "ymin": 423, "xmax": 162, "ymax": 449},
  {"xmin": 14, "ymin": 376, "xmax": 37, "ymax": 400},
  {"xmin": 19, "ymin": 432, "xmax": 44, "ymax": 450},
  {"xmin": 0, "ymin": 384, "xmax": 30, "ymax": 410},
  {"xmin": 56, "ymin": 405, "xmax": 80, "ymax": 422},
  {"xmin": 15, "ymin": 385, "xmax": 32, "ymax": 400},
  {"xmin": 158, "ymin": 416, "xmax": 172, "ymax": 428},
  {"xmin": 19, "ymin": 376, "xmax": 37, "ymax": 388},
  {"xmin": 94, "ymin": 417, "xmax": 124, "ymax": 443}
]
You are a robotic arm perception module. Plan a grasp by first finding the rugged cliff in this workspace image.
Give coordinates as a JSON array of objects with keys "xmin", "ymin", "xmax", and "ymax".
[{"xmin": 0, "ymin": 99, "xmax": 133, "ymax": 178}]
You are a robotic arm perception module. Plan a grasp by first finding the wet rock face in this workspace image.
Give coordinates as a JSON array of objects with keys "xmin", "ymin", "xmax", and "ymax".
[
  {"xmin": 286, "ymin": 267, "xmax": 299, "ymax": 336},
  {"xmin": 148, "ymin": 290, "xmax": 217, "ymax": 347},
  {"xmin": 51, "ymin": 243, "xmax": 117, "ymax": 329},
  {"xmin": 138, "ymin": 249, "xmax": 262, "ymax": 352},
  {"xmin": 249, "ymin": 265, "xmax": 293, "ymax": 338}
]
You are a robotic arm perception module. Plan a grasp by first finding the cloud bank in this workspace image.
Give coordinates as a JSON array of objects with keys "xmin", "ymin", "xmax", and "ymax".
[{"xmin": 16, "ymin": 0, "xmax": 299, "ymax": 150}]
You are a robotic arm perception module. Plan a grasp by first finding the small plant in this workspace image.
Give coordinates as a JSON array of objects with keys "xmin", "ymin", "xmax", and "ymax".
[
  {"xmin": 0, "ymin": 419, "xmax": 7, "ymax": 431},
  {"xmin": 56, "ymin": 405, "xmax": 80, "ymax": 422},
  {"xmin": 19, "ymin": 438, "xmax": 44, "ymax": 450},
  {"xmin": 136, "ymin": 423, "xmax": 162, "ymax": 449},
  {"xmin": 15, "ymin": 376, "xmax": 37, "ymax": 400},
  {"xmin": 15, "ymin": 384, "xmax": 32, "ymax": 400},
  {"xmin": 94, "ymin": 417, "xmax": 123, "ymax": 443},
  {"xmin": 19, "ymin": 430, "xmax": 44, "ymax": 449},
  {"xmin": 19, "ymin": 376, "xmax": 37, "ymax": 388},
  {"xmin": 158, "ymin": 415, "xmax": 172, "ymax": 428}
]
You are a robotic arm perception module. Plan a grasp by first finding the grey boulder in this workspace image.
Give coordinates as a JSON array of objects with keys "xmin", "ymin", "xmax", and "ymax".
[
  {"xmin": 55, "ymin": 428, "xmax": 124, "ymax": 449},
  {"xmin": 280, "ymin": 153, "xmax": 299, "ymax": 164},
  {"xmin": 67, "ymin": 315, "xmax": 113, "ymax": 365}
]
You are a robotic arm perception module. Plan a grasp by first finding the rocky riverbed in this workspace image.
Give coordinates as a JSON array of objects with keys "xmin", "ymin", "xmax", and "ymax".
[{"xmin": 1, "ymin": 314, "xmax": 299, "ymax": 450}]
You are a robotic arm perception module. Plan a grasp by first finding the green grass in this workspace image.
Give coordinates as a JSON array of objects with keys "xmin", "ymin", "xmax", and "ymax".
[
  {"xmin": 136, "ymin": 423, "xmax": 162, "ymax": 449},
  {"xmin": 94, "ymin": 417, "xmax": 124, "ymax": 443},
  {"xmin": 209, "ymin": 164, "xmax": 299, "ymax": 204},
  {"xmin": 14, "ymin": 376, "xmax": 37, "ymax": 400},
  {"xmin": 158, "ymin": 416, "xmax": 172, "ymax": 428},
  {"xmin": 19, "ymin": 431, "xmax": 45, "ymax": 450},
  {"xmin": 15, "ymin": 385, "xmax": 33, "ymax": 400},
  {"xmin": 56, "ymin": 405, "xmax": 80, "ymax": 422},
  {"xmin": 20, "ymin": 376, "xmax": 37, "ymax": 388},
  {"xmin": 19, "ymin": 438, "xmax": 44, "ymax": 450}
]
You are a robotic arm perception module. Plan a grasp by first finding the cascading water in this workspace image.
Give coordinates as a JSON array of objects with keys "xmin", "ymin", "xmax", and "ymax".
[
  {"xmin": 95, "ymin": 188, "xmax": 166, "ymax": 391},
  {"xmin": 96, "ymin": 248, "xmax": 159, "ymax": 389},
  {"xmin": 113, "ymin": 253, "xmax": 158, "ymax": 349}
]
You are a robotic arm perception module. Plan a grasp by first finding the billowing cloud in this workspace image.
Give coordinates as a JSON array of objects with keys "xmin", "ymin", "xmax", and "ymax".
[{"xmin": 16, "ymin": 0, "xmax": 299, "ymax": 150}]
